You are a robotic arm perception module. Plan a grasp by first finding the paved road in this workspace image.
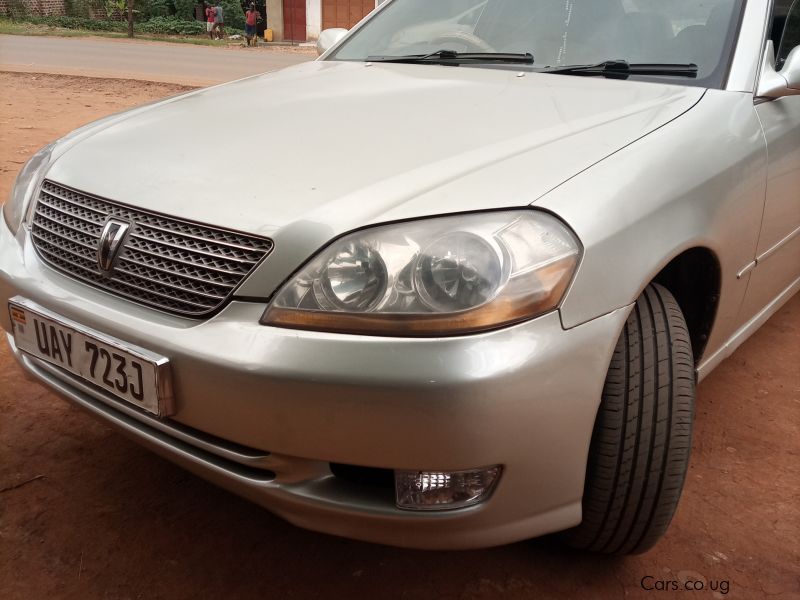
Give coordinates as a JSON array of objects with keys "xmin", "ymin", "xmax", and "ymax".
[{"xmin": 0, "ymin": 34, "xmax": 314, "ymax": 86}]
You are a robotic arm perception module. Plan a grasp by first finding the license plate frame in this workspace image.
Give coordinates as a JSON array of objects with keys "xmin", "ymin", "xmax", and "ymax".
[{"xmin": 8, "ymin": 296, "xmax": 174, "ymax": 417}]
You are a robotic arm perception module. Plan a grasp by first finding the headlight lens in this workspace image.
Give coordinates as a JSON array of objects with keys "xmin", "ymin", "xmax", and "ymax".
[
  {"xmin": 316, "ymin": 241, "xmax": 388, "ymax": 311},
  {"xmin": 262, "ymin": 210, "xmax": 581, "ymax": 336},
  {"xmin": 415, "ymin": 232, "xmax": 503, "ymax": 312},
  {"xmin": 2, "ymin": 143, "xmax": 55, "ymax": 235}
]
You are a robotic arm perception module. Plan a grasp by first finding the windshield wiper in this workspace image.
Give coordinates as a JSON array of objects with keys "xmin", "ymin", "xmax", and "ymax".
[
  {"xmin": 366, "ymin": 50, "xmax": 534, "ymax": 66},
  {"xmin": 540, "ymin": 60, "xmax": 698, "ymax": 78}
]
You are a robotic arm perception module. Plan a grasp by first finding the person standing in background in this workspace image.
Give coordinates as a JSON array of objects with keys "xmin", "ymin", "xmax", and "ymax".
[
  {"xmin": 205, "ymin": 2, "xmax": 217, "ymax": 40},
  {"xmin": 245, "ymin": 3, "xmax": 261, "ymax": 46},
  {"xmin": 213, "ymin": 1, "xmax": 225, "ymax": 40}
]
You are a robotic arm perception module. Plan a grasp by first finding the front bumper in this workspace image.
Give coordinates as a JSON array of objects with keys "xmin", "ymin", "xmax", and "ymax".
[{"xmin": 0, "ymin": 218, "xmax": 630, "ymax": 549}]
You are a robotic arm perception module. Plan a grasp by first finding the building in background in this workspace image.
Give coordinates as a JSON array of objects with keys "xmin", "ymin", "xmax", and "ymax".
[
  {"xmin": 266, "ymin": 0, "xmax": 382, "ymax": 43},
  {"xmin": 0, "ymin": 0, "xmax": 382, "ymax": 44},
  {"xmin": 0, "ymin": 0, "xmax": 65, "ymax": 17}
]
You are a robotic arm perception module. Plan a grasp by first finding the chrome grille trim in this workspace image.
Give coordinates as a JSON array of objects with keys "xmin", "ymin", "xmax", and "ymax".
[
  {"xmin": 31, "ymin": 181, "xmax": 274, "ymax": 317},
  {"xmin": 127, "ymin": 231, "xmax": 258, "ymax": 264}
]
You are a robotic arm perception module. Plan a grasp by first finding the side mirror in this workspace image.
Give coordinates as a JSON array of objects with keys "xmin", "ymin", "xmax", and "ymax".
[
  {"xmin": 757, "ymin": 41, "xmax": 800, "ymax": 99},
  {"xmin": 316, "ymin": 28, "xmax": 348, "ymax": 56},
  {"xmin": 782, "ymin": 46, "xmax": 800, "ymax": 88}
]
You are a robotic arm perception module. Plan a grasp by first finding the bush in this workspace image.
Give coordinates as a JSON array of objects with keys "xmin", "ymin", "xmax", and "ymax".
[
  {"xmin": 7, "ymin": 0, "xmax": 30, "ymax": 20},
  {"xmin": 11, "ymin": 10, "xmax": 244, "ymax": 37},
  {"xmin": 172, "ymin": 0, "xmax": 199, "ymax": 20},
  {"xmin": 138, "ymin": 15, "xmax": 205, "ymax": 34},
  {"xmin": 217, "ymin": 0, "xmax": 244, "ymax": 30},
  {"xmin": 139, "ymin": 0, "xmax": 174, "ymax": 19},
  {"xmin": 24, "ymin": 15, "xmax": 127, "ymax": 31}
]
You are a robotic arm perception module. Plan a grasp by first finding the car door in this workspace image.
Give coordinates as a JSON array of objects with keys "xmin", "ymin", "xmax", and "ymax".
[{"xmin": 740, "ymin": 0, "xmax": 800, "ymax": 320}]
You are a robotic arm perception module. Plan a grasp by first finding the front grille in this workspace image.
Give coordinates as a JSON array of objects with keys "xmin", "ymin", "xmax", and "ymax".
[{"xmin": 30, "ymin": 180, "xmax": 273, "ymax": 317}]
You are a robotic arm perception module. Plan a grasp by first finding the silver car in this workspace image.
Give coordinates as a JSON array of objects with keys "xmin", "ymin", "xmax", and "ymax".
[{"xmin": 2, "ymin": 0, "xmax": 798, "ymax": 553}]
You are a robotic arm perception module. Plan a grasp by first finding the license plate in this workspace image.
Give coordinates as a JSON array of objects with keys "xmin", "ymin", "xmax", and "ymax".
[{"xmin": 8, "ymin": 298, "xmax": 174, "ymax": 417}]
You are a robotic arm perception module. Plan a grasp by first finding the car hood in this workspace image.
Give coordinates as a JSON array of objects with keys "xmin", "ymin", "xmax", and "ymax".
[{"xmin": 47, "ymin": 60, "xmax": 703, "ymax": 264}]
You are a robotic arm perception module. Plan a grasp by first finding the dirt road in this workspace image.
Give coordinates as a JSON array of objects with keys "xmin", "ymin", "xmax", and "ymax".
[
  {"xmin": 0, "ymin": 35, "xmax": 314, "ymax": 86},
  {"xmin": 0, "ymin": 72, "xmax": 798, "ymax": 600}
]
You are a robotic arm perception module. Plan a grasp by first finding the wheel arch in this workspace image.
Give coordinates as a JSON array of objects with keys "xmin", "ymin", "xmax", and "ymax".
[{"xmin": 650, "ymin": 246, "xmax": 721, "ymax": 365}]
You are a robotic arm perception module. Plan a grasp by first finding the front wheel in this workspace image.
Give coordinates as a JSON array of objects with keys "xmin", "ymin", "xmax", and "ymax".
[{"xmin": 564, "ymin": 283, "xmax": 695, "ymax": 554}]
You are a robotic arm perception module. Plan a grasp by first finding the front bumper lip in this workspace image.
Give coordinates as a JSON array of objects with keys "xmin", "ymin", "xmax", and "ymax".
[{"xmin": 1, "ymin": 218, "xmax": 631, "ymax": 549}]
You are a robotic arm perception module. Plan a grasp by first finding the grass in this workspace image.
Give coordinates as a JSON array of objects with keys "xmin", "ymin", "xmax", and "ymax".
[{"xmin": 0, "ymin": 18, "xmax": 238, "ymax": 47}]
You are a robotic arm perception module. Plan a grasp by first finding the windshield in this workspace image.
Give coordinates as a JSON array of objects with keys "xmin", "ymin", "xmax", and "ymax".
[{"xmin": 329, "ymin": 0, "xmax": 745, "ymax": 87}]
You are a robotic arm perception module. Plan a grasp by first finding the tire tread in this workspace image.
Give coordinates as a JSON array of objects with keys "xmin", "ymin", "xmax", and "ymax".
[{"xmin": 563, "ymin": 283, "xmax": 695, "ymax": 554}]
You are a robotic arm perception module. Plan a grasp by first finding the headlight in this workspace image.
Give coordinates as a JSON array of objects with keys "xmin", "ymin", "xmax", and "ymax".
[
  {"xmin": 2, "ymin": 143, "xmax": 55, "ymax": 235},
  {"xmin": 262, "ymin": 210, "xmax": 581, "ymax": 336}
]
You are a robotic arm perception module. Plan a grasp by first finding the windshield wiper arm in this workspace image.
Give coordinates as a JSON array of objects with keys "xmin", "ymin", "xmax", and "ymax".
[
  {"xmin": 540, "ymin": 60, "xmax": 698, "ymax": 78},
  {"xmin": 366, "ymin": 50, "xmax": 534, "ymax": 65}
]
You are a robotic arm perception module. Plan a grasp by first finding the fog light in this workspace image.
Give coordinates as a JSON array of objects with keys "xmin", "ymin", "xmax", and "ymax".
[{"xmin": 394, "ymin": 466, "xmax": 501, "ymax": 511}]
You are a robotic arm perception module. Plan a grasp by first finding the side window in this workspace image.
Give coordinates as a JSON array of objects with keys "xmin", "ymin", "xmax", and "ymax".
[{"xmin": 776, "ymin": 0, "xmax": 800, "ymax": 70}]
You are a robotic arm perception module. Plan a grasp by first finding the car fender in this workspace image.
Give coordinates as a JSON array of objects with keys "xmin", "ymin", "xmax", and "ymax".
[{"xmin": 536, "ymin": 89, "xmax": 768, "ymax": 363}]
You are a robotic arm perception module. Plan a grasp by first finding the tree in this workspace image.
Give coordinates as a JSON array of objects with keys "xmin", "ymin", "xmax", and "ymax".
[
  {"xmin": 127, "ymin": 0, "xmax": 135, "ymax": 37},
  {"xmin": 105, "ymin": 0, "xmax": 136, "ymax": 38}
]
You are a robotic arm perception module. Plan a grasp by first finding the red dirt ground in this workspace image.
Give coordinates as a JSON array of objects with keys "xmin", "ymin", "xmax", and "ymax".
[{"xmin": 0, "ymin": 71, "xmax": 798, "ymax": 600}]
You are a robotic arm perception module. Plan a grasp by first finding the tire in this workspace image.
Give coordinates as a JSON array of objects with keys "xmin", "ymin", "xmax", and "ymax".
[{"xmin": 563, "ymin": 283, "xmax": 695, "ymax": 554}]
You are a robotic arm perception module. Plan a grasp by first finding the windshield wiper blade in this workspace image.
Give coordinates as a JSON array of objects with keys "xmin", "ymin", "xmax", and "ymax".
[
  {"xmin": 541, "ymin": 60, "xmax": 698, "ymax": 78},
  {"xmin": 366, "ymin": 50, "xmax": 534, "ymax": 65}
]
